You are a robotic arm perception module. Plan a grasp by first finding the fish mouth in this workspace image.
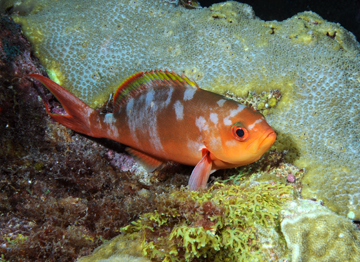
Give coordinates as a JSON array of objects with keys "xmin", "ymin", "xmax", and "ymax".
[
  {"xmin": 246, "ymin": 128, "xmax": 276, "ymax": 154},
  {"xmin": 258, "ymin": 130, "xmax": 277, "ymax": 150}
]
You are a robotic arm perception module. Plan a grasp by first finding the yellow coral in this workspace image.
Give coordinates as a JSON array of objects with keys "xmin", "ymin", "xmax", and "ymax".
[{"xmin": 282, "ymin": 209, "xmax": 360, "ymax": 262}]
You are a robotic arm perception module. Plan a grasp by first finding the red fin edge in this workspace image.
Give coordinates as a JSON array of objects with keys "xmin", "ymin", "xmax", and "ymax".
[
  {"xmin": 188, "ymin": 149, "xmax": 213, "ymax": 191},
  {"xmin": 112, "ymin": 70, "xmax": 199, "ymax": 111},
  {"xmin": 113, "ymin": 72, "xmax": 145, "ymax": 111}
]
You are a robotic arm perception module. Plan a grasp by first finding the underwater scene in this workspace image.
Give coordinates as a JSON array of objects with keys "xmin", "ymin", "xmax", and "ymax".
[{"xmin": 0, "ymin": 0, "xmax": 360, "ymax": 261}]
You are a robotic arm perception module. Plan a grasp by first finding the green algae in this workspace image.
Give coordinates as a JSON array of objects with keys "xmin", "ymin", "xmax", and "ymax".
[{"xmin": 121, "ymin": 182, "xmax": 294, "ymax": 261}]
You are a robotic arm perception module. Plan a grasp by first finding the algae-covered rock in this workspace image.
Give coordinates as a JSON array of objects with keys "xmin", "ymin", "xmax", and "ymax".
[
  {"xmin": 8, "ymin": 0, "xmax": 360, "ymax": 219},
  {"xmin": 281, "ymin": 200, "xmax": 360, "ymax": 262},
  {"xmin": 79, "ymin": 190, "xmax": 360, "ymax": 262},
  {"xmin": 119, "ymin": 182, "xmax": 293, "ymax": 261},
  {"xmin": 77, "ymin": 233, "xmax": 150, "ymax": 262}
]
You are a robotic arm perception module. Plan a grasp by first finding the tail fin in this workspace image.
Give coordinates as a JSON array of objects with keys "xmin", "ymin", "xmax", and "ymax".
[{"xmin": 29, "ymin": 74, "xmax": 101, "ymax": 137}]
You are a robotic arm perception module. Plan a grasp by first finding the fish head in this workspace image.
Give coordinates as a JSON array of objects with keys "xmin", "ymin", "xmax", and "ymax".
[{"xmin": 205, "ymin": 105, "xmax": 276, "ymax": 167}]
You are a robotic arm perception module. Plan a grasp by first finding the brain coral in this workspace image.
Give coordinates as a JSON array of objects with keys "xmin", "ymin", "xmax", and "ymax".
[
  {"xmin": 281, "ymin": 200, "xmax": 360, "ymax": 262},
  {"xmin": 10, "ymin": 0, "xmax": 360, "ymax": 218}
]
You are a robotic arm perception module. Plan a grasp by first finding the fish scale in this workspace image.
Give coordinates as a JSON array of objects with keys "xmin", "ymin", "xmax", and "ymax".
[{"xmin": 29, "ymin": 70, "xmax": 276, "ymax": 190}]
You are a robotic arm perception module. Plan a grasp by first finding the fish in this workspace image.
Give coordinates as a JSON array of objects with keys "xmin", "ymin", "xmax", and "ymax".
[{"xmin": 29, "ymin": 70, "xmax": 276, "ymax": 190}]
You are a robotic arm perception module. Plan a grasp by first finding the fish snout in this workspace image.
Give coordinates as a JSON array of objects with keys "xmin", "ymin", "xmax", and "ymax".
[
  {"xmin": 259, "ymin": 129, "xmax": 277, "ymax": 151},
  {"xmin": 246, "ymin": 128, "xmax": 276, "ymax": 154}
]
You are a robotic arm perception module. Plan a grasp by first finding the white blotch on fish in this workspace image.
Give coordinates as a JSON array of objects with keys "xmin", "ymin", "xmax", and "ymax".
[
  {"xmin": 217, "ymin": 99, "xmax": 226, "ymax": 107},
  {"xmin": 223, "ymin": 104, "xmax": 246, "ymax": 126},
  {"xmin": 183, "ymin": 88, "xmax": 196, "ymax": 101},
  {"xmin": 174, "ymin": 100, "xmax": 184, "ymax": 120},
  {"xmin": 104, "ymin": 113, "xmax": 119, "ymax": 137},
  {"xmin": 210, "ymin": 113, "xmax": 218, "ymax": 124},
  {"xmin": 248, "ymin": 119, "xmax": 263, "ymax": 130},
  {"xmin": 126, "ymin": 98, "xmax": 140, "ymax": 145},
  {"xmin": 195, "ymin": 116, "xmax": 208, "ymax": 132},
  {"xmin": 226, "ymin": 140, "xmax": 237, "ymax": 147}
]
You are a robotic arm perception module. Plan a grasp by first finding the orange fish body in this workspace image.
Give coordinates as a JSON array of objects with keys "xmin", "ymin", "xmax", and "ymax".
[{"xmin": 29, "ymin": 70, "xmax": 276, "ymax": 190}]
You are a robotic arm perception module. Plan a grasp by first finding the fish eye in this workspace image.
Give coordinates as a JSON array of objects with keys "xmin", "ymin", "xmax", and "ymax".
[{"xmin": 231, "ymin": 123, "xmax": 249, "ymax": 141}]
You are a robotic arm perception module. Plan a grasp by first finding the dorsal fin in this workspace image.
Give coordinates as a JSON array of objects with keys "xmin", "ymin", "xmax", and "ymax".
[{"xmin": 113, "ymin": 70, "xmax": 198, "ymax": 111}]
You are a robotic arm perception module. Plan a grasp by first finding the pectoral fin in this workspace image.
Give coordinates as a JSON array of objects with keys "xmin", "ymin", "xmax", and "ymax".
[
  {"xmin": 188, "ymin": 149, "xmax": 212, "ymax": 191},
  {"xmin": 126, "ymin": 147, "xmax": 165, "ymax": 172}
]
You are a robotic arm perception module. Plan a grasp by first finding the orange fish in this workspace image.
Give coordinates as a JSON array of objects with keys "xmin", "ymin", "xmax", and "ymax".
[{"xmin": 29, "ymin": 70, "xmax": 276, "ymax": 190}]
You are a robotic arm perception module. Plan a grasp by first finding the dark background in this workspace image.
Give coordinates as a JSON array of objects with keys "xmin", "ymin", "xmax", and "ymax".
[{"xmin": 198, "ymin": 0, "xmax": 360, "ymax": 41}]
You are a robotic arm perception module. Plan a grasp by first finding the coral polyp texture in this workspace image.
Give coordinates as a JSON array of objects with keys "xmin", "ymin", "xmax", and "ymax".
[
  {"xmin": 281, "ymin": 200, "xmax": 360, "ymax": 262},
  {"xmin": 9, "ymin": 0, "xmax": 360, "ymax": 219}
]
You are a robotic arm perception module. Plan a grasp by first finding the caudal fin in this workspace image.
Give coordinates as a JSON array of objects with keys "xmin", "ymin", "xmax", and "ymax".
[{"xmin": 29, "ymin": 74, "xmax": 101, "ymax": 137}]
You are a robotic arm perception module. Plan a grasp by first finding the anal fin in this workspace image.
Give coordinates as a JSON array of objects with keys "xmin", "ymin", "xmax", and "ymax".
[
  {"xmin": 188, "ymin": 149, "xmax": 213, "ymax": 191},
  {"xmin": 126, "ymin": 147, "xmax": 165, "ymax": 172}
]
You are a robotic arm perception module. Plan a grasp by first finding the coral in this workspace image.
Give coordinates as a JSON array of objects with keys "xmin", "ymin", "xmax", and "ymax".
[
  {"xmin": 119, "ymin": 182, "xmax": 294, "ymax": 261},
  {"xmin": 224, "ymin": 89, "xmax": 282, "ymax": 116},
  {"xmin": 6, "ymin": 0, "xmax": 360, "ymax": 219},
  {"xmin": 281, "ymin": 200, "xmax": 360, "ymax": 262}
]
